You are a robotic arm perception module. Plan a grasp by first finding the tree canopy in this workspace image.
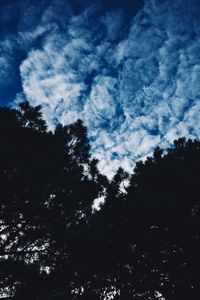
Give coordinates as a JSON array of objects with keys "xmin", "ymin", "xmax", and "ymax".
[{"xmin": 0, "ymin": 102, "xmax": 200, "ymax": 299}]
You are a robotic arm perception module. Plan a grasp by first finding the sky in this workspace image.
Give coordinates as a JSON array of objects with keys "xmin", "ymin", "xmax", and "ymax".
[{"xmin": 1, "ymin": 0, "xmax": 200, "ymax": 177}]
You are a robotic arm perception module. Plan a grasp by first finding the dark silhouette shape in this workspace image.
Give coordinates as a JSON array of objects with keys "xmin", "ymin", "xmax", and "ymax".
[
  {"xmin": 93, "ymin": 138, "xmax": 200, "ymax": 299},
  {"xmin": 0, "ymin": 102, "xmax": 107, "ymax": 299},
  {"xmin": 1, "ymin": 102, "xmax": 200, "ymax": 299}
]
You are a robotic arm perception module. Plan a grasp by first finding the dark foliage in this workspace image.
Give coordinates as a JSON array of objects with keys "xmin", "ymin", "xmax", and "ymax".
[
  {"xmin": 1, "ymin": 102, "xmax": 200, "ymax": 299},
  {"xmin": 92, "ymin": 139, "xmax": 200, "ymax": 299},
  {"xmin": 0, "ymin": 102, "xmax": 107, "ymax": 299}
]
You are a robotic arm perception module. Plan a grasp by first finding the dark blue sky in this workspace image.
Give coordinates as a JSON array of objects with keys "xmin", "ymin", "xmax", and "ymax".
[
  {"xmin": 0, "ymin": 0, "xmax": 144, "ymax": 105},
  {"xmin": 0, "ymin": 0, "xmax": 200, "ymax": 176}
]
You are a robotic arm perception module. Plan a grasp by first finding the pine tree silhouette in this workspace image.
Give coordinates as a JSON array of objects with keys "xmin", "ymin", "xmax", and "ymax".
[
  {"xmin": 0, "ymin": 102, "xmax": 106, "ymax": 299},
  {"xmin": 1, "ymin": 102, "xmax": 200, "ymax": 299}
]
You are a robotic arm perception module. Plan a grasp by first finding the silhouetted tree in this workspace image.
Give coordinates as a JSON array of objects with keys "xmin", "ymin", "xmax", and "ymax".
[
  {"xmin": 96, "ymin": 138, "xmax": 200, "ymax": 299},
  {"xmin": 2, "ymin": 101, "xmax": 200, "ymax": 300},
  {"xmin": 0, "ymin": 102, "xmax": 107, "ymax": 299}
]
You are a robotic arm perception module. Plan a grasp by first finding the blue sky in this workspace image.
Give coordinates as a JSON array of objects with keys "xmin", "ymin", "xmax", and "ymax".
[{"xmin": 1, "ymin": 0, "xmax": 200, "ymax": 177}]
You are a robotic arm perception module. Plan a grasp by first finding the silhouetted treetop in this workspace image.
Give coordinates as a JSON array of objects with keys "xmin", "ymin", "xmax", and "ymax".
[
  {"xmin": 1, "ymin": 101, "xmax": 200, "ymax": 299},
  {"xmin": 0, "ymin": 101, "xmax": 107, "ymax": 299},
  {"xmin": 17, "ymin": 100, "xmax": 47, "ymax": 132}
]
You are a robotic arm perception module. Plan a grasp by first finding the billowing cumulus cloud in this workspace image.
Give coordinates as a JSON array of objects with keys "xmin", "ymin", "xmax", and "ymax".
[{"xmin": 1, "ymin": 0, "xmax": 200, "ymax": 177}]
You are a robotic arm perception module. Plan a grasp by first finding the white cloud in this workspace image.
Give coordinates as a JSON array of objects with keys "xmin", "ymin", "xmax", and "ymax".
[{"xmin": 12, "ymin": 0, "xmax": 200, "ymax": 177}]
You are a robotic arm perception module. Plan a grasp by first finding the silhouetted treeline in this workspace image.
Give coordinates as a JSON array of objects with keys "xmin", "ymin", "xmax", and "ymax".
[{"xmin": 0, "ymin": 102, "xmax": 200, "ymax": 299}]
